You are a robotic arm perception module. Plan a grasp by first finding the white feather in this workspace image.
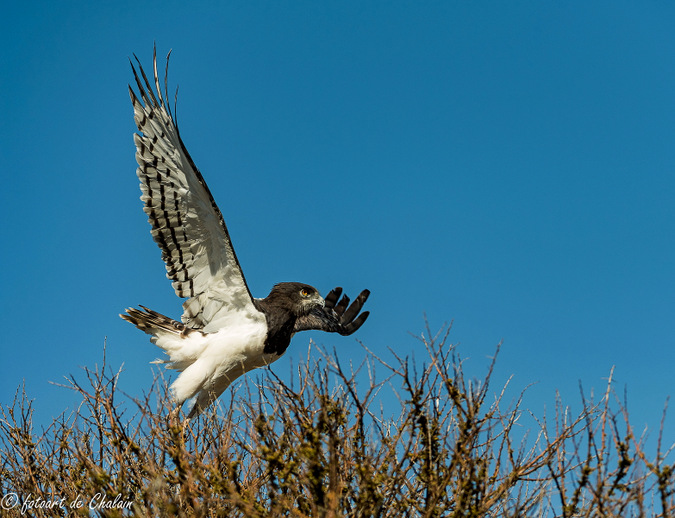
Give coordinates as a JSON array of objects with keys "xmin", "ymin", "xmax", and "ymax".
[{"xmin": 151, "ymin": 308, "xmax": 271, "ymax": 408}]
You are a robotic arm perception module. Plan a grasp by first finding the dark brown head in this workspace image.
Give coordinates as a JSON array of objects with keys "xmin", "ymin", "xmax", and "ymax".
[{"xmin": 263, "ymin": 282, "xmax": 325, "ymax": 317}]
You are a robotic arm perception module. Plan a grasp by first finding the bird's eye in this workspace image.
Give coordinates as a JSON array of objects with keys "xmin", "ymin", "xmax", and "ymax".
[{"xmin": 300, "ymin": 288, "xmax": 311, "ymax": 297}]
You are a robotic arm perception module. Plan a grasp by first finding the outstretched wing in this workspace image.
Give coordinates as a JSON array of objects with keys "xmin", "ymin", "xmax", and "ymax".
[
  {"xmin": 129, "ymin": 48, "xmax": 261, "ymax": 331},
  {"xmin": 294, "ymin": 287, "xmax": 370, "ymax": 336}
]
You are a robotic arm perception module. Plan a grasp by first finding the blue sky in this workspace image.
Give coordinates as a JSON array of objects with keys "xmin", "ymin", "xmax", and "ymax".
[{"xmin": 2, "ymin": 2, "xmax": 674, "ymax": 440}]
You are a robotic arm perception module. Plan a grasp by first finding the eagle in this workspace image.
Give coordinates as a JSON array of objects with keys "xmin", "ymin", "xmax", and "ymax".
[{"xmin": 121, "ymin": 49, "xmax": 370, "ymax": 418}]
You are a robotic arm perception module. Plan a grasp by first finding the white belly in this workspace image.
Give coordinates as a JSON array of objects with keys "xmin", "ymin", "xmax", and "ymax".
[{"xmin": 161, "ymin": 317, "xmax": 280, "ymax": 405}]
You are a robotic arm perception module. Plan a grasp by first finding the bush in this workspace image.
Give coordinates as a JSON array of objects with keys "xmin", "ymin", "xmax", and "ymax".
[{"xmin": 1, "ymin": 325, "xmax": 673, "ymax": 517}]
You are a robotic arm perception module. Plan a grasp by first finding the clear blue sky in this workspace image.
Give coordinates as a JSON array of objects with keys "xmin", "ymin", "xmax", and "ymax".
[{"xmin": 2, "ymin": 2, "xmax": 674, "ymax": 439}]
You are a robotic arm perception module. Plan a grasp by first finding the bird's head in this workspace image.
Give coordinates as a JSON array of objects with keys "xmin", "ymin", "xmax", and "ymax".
[{"xmin": 266, "ymin": 282, "xmax": 325, "ymax": 317}]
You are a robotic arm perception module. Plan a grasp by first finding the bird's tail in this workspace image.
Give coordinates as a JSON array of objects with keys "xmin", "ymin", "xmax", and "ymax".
[
  {"xmin": 121, "ymin": 305, "xmax": 206, "ymax": 370},
  {"xmin": 120, "ymin": 305, "xmax": 195, "ymax": 337}
]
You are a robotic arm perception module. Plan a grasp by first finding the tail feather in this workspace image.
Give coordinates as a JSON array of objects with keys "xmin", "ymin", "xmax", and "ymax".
[
  {"xmin": 120, "ymin": 305, "xmax": 199, "ymax": 337},
  {"xmin": 121, "ymin": 305, "xmax": 207, "ymax": 375}
]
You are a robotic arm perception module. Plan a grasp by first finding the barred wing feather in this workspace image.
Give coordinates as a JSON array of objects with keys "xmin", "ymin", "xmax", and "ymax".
[{"xmin": 129, "ymin": 49, "xmax": 260, "ymax": 331}]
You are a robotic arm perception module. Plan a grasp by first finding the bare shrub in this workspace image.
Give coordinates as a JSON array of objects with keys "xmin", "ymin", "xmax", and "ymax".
[{"xmin": 1, "ymin": 327, "xmax": 672, "ymax": 517}]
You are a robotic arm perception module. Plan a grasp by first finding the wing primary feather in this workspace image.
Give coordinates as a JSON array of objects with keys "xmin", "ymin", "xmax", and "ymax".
[
  {"xmin": 342, "ymin": 289, "xmax": 370, "ymax": 323},
  {"xmin": 135, "ymin": 53, "xmax": 160, "ymax": 108},
  {"xmin": 152, "ymin": 45, "xmax": 165, "ymax": 107},
  {"xmin": 343, "ymin": 311, "xmax": 370, "ymax": 335},
  {"xmin": 334, "ymin": 294, "xmax": 350, "ymax": 317},
  {"xmin": 324, "ymin": 287, "xmax": 342, "ymax": 309},
  {"xmin": 164, "ymin": 49, "xmax": 176, "ymax": 122},
  {"xmin": 130, "ymin": 55, "xmax": 153, "ymax": 107}
]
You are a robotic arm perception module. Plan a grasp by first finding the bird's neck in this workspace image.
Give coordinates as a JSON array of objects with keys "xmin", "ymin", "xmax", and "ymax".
[
  {"xmin": 263, "ymin": 317, "xmax": 296, "ymax": 356},
  {"xmin": 255, "ymin": 298, "xmax": 297, "ymax": 355}
]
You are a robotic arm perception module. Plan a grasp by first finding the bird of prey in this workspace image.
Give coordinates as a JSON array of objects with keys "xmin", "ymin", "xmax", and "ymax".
[{"xmin": 121, "ymin": 49, "xmax": 370, "ymax": 418}]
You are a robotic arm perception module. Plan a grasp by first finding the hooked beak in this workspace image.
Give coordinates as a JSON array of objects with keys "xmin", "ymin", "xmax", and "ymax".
[
  {"xmin": 315, "ymin": 294, "xmax": 325, "ymax": 308},
  {"xmin": 301, "ymin": 293, "xmax": 325, "ymax": 316}
]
